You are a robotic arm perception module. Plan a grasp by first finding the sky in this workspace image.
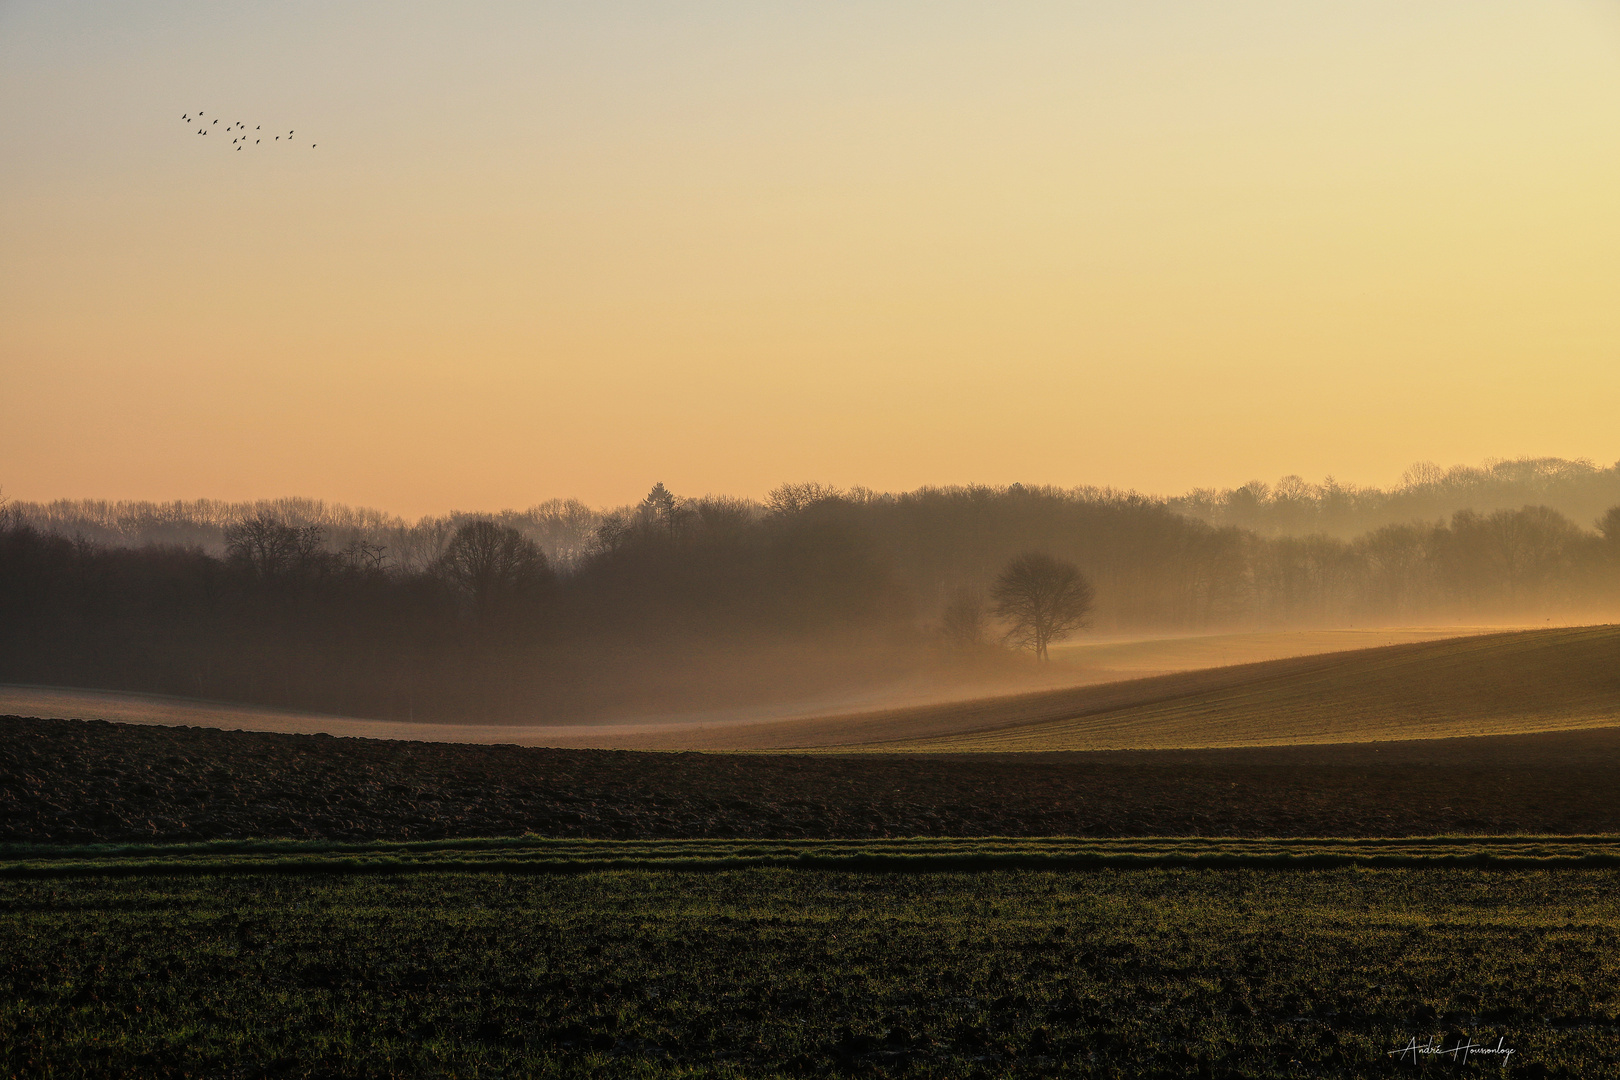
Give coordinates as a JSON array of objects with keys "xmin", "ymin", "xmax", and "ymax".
[{"xmin": 3, "ymin": 1, "xmax": 1620, "ymax": 516}]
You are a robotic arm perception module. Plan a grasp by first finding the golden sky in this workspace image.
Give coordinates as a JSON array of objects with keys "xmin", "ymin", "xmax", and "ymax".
[{"xmin": 4, "ymin": 1, "xmax": 1620, "ymax": 516}]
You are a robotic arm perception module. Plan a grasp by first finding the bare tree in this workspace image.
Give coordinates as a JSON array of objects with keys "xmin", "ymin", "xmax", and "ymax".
[
  {"xmin": 224, "ymin": 515, "xmax": 324, "ymax": 580},
  {"xmin": 693, "ymin": 495, "xmax": 757, "ymax": 533},
  {"xmin": 517, "ymin": 498, "xmax": 603, "ymax": 569},
  {"xmin": 339, "ymin": 538, "xmax": 389, "ymax": 573},
  {"xmin": 991, "ymin": 552, "xmax": 1095, "ymax": 660},
  {"xmin": 766, "ymin": 482, "xmax": 843, "ymax": 517},
  {"xmin": 436, "ymin": 519, "xmax": 553, "ymax": 624}
]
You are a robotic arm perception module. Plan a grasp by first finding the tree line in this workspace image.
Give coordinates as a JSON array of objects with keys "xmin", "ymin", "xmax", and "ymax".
[
  {"xmin": 1, "ymin": 481, "xmax": 1617, "ymax": 722},
  {"xmin": 14, "ymin": 455, "xmax": 1620, "ymax": 558},
  {"xmin": 1168, "ymin": 456, "xmax": 1620, "ymax": 539}
]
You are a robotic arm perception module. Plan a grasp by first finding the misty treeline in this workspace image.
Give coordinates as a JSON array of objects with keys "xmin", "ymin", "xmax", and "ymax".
[
  {"xmin": 5, "ymin": 495, "xmax": 603, "ymax": 572},
  {"xmin": 1169, "ymin": 456, "xmax": 1620, "ymax": 538},
  {"xmin": 14, "ymin": 455, "xmax": 1620, "ymax": 558},
  {"xmin": 3, "ymin": 469, "xmax": 1620, "ymax": 722}
]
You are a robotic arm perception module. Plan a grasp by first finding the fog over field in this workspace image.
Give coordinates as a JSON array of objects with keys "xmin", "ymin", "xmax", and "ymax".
[{"xmin": 4, "ymin": 457, "xmax": 1619, "ymax": 728}]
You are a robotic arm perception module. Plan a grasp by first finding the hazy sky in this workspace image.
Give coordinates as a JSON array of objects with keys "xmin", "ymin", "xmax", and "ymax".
[{"xmin": 4, "ymin": 2, "xmax": 1619, "ymax": 515}]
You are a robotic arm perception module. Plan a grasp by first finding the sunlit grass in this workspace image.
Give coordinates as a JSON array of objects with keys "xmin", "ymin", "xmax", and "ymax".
[{"xmin": 866, "ymin": 625, "xmax": 1620, "ymax": 752}]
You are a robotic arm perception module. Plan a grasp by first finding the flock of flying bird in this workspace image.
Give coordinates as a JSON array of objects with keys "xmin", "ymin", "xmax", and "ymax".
[{"xmin": 182, "ymin": 111, "xmax": 314, "ymax": 150}]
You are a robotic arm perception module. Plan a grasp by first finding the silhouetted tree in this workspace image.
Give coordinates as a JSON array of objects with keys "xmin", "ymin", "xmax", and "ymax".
[
  {"xmin": 1599, "ymin": 506, "xmax": 1620, "ymax": 550},
  {"xmin": 692, "ymin": 496, "xmax": 755, "ymax": 534},
  {"xmin": 991, "ymin": 552, "xmax": 1094, "ymax": 660},
  {"xmin": 224, "ymin": 516, "xmax": 325, "ymax": 580},
  {"xmin": 1355, "ymin": 523, "xmax": 1435, "ymax": 617},
  {"xmin": 435, "ymin": 520, "xmax": 552, "ymax": 627},
  {"xmin": 637, "ymin": 482, "xmax": 682, "ymax": 533},
  {"xmin": 766, "ymin": 482, "xmax": 843, "ymax": 517},
  {"xmin": 339, "ymin": 538, "xmax": 389, "ymax": 573},
  {"xmin": 1484, "ymin": 506, "xmax": 1583, "ymax": 600}
]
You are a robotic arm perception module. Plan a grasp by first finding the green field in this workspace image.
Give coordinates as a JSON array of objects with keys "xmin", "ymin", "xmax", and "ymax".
[
  {"xmin": 857, "ymin": 624, "xmax": 1620, "ymax": 752},
  {"xmin": 4, "ymin": 840, "xmax": 1617, "ymax": 1078}
]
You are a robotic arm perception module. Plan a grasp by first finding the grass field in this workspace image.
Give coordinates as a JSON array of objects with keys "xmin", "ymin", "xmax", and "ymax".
[
  {"xmin": 1048, "ymin": 625, "xmax": 1513, "ymax": 673},
  {"xmin": 0, "ymin": 623, "xmax": 1564, "ymax": 752},
  {"xmin": 3, "ymin": 846, "xmax": 1614, "ymax": 1078},
  {"xmin": 531, "ymin": 624, "xmax": 1620, "ymax": 750},
  {"xmin": 838, "ymin": 624, "xmax": 1620, "ymax": 753}
]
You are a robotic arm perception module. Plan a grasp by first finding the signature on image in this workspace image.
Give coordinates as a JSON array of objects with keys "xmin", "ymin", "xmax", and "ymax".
[{"xmin": 1389, "ymin": 1034, "xmax": 1515, "ymax": 1064}]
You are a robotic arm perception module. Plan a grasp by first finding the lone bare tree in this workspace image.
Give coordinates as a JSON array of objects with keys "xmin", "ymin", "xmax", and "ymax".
[{"xmin": 991, "ymin": 552, "xmax": 1095, "ymax": 660}]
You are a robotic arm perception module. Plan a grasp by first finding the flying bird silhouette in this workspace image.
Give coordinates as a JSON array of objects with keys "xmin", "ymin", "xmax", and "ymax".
[{"xmin": 179, "ymin": 112, "xmax": 315, "ymax": 151}]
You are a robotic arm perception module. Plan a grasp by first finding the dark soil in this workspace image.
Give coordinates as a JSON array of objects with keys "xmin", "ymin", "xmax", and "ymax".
[{"xmin": 5, "ymin": 714, "xmax": 1620, "ymax": 844}]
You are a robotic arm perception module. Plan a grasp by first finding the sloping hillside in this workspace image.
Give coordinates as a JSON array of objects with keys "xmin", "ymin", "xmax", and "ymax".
[
  {"xmin": 4, "ymin": 626, "xmax": 1613, "ymax": 752},
  {"xmin": 849, "ymin": 625, "xmax": 1620, "ymax": 752}
]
